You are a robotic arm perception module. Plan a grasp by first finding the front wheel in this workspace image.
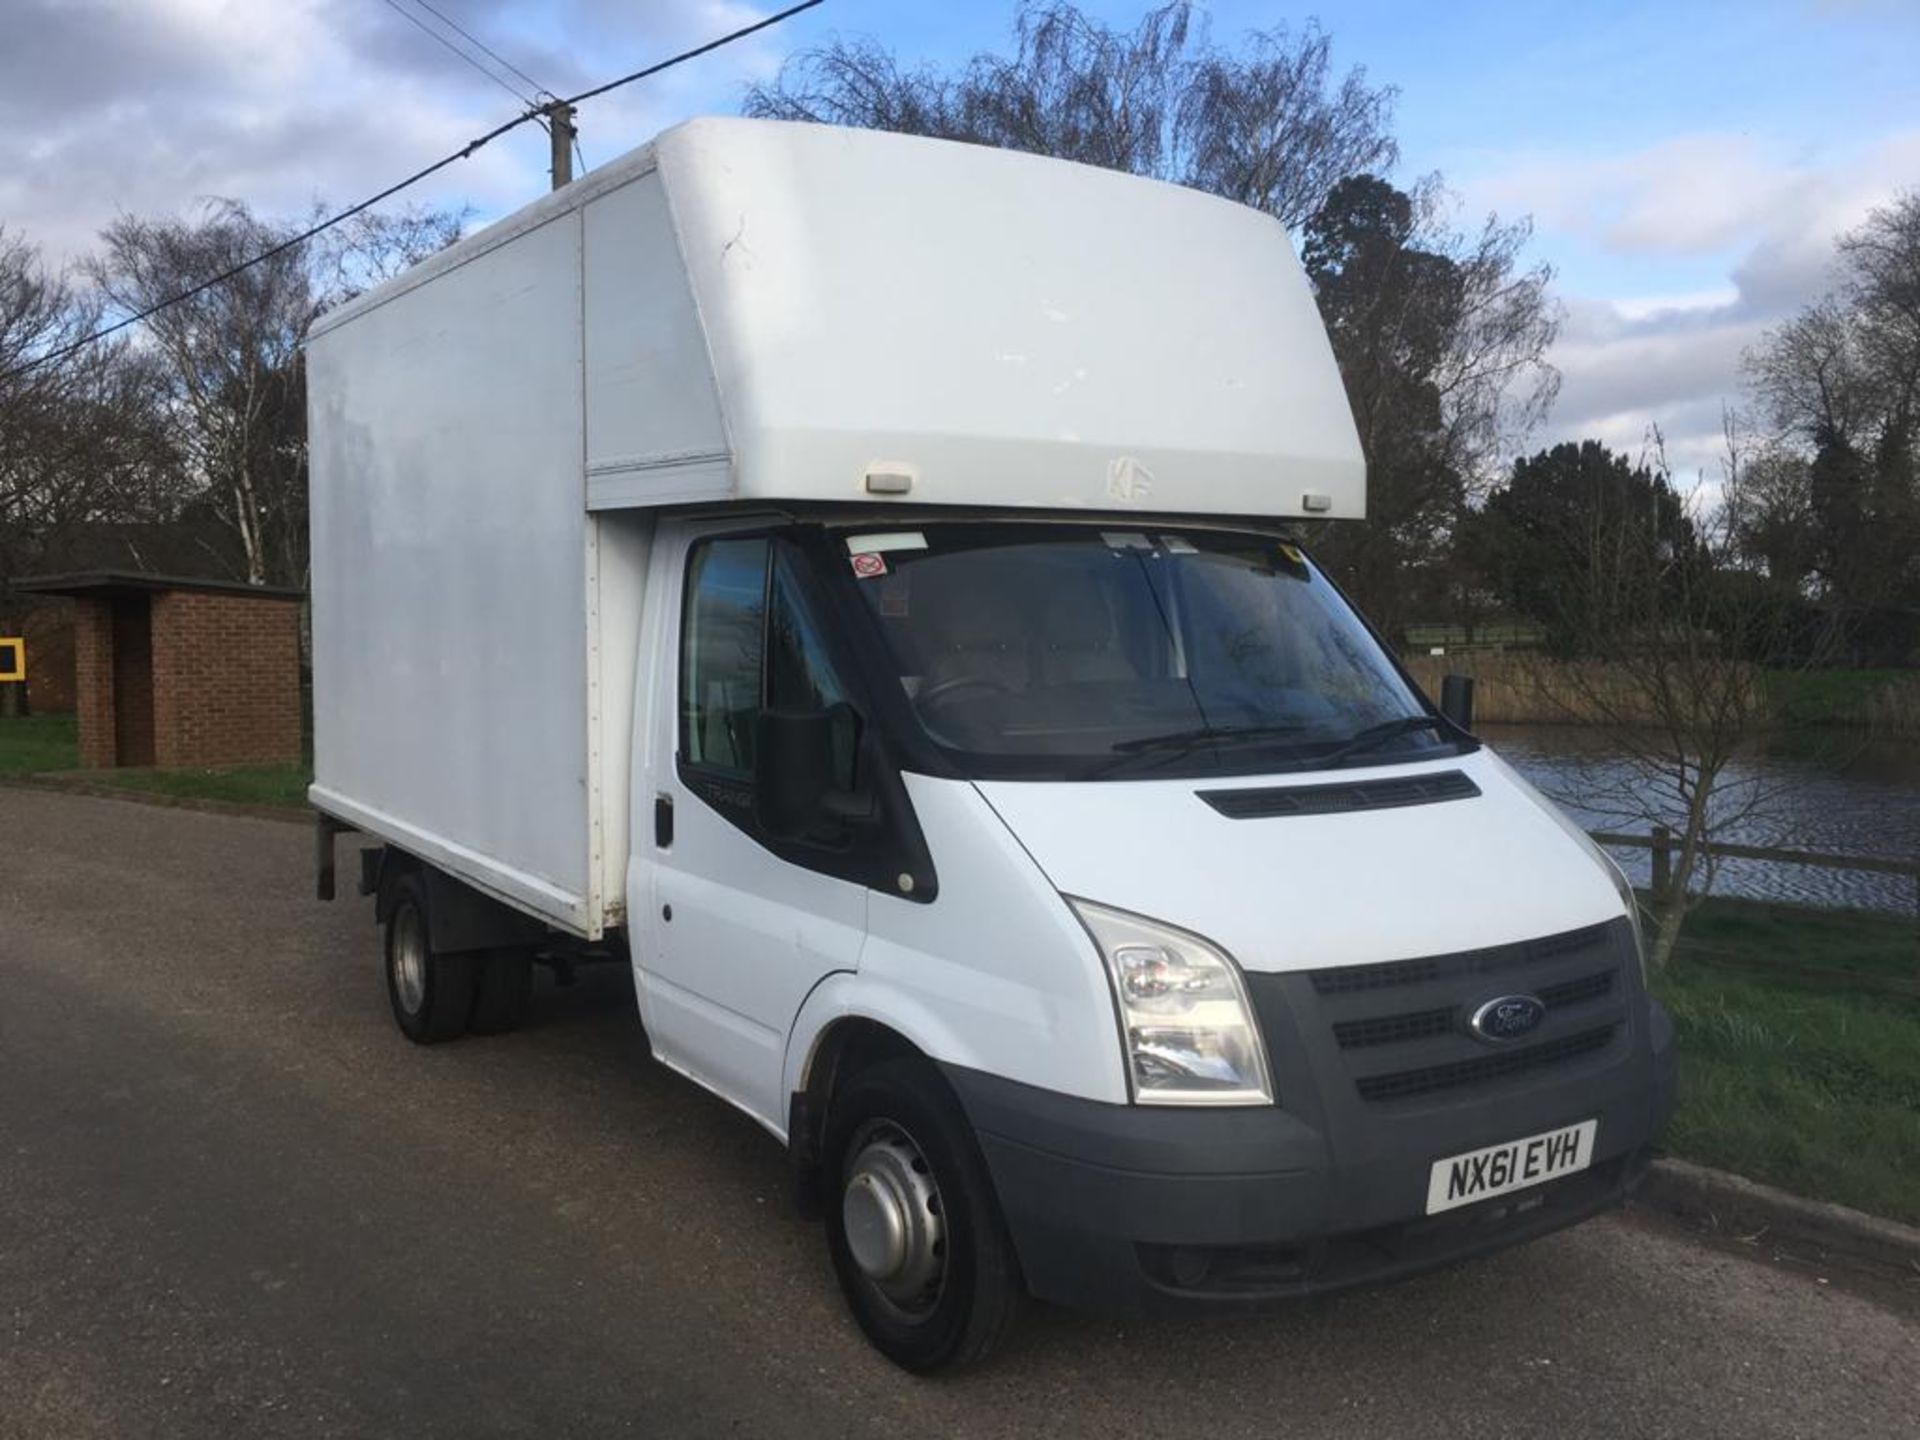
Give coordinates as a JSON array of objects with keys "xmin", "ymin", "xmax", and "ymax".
[{"xmin": 824, "ymin": 1058, "xmax": 1023, "ymax": 1372}]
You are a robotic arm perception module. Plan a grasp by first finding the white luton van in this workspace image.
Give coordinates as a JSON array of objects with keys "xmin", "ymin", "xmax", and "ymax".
[{"xmin": 308, "ymin": 117, "xmax": 1675, "ymax": 1371}]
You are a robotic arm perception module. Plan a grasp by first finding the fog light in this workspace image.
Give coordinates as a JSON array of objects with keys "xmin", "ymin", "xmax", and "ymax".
[{"xmin": 1168, "ymin": 1246, "xmax": 1212, "ymax": 1288}]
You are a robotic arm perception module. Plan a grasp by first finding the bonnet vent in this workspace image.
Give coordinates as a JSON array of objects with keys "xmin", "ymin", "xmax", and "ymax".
[{"xmin": 1199, "ymin": 769, "xmax": 1480, "ymax": 820}]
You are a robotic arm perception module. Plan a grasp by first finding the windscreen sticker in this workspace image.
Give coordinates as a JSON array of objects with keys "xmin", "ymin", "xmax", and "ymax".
[
  {"xmin": 1278, "ymin": 542, "xmax": 1305, "ymax": 565},
  {"xmin": 1100, "ymin": 531, "xmax": 1152, "ymax": 550},
  {"xmin": 845, "ymin": 531, "xmax": 928, "ymax": 554},
  {"xmin": 1160, "ymin": 535, "xmax": 1199, "ymax": 554},
  {"xmin": 849, "ymin": 552, "xmax": 889, "ymax": 579}
]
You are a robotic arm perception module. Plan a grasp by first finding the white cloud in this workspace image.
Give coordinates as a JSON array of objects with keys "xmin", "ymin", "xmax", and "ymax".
[
  {"xmin": 1481, "ymin": 134, "xmax": 1803, "ymax": 256},
  {"xmin": 1464, "ymin": 127, "xmax": 1919, "ymax": 489},
  {"xmin": 1609, "ymin": 287, "xmax": 1739, "ymax": 322},
  {"xmin": 0, "ymin": 0, "xmax": 802, "ymax": 268}
]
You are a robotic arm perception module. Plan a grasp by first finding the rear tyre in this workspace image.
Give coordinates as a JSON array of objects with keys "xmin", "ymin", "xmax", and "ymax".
[
  {"xmin": 824, "ymin": 1057, "xmax": 1023, "ymax": 1373},
  {"xmin": 384, "ymin": 872, "xmax": 476, "ymax": 1045},
  {"xmin": 469, "ymin": 949, "xmax": 534, "ymax": 1034}
]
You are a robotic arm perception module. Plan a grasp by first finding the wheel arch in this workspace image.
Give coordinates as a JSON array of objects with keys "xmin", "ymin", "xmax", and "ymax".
[
  {"xmin": 782, "ymin": 976, "xmax": 980, "ymax": 1218},
  {"xmin": 372, "ymin": 845, "xmax": 418, "ymax": 926},
  {"xmin": 373, "ymin": 849, "xmax": 548, "ymax": 955}
]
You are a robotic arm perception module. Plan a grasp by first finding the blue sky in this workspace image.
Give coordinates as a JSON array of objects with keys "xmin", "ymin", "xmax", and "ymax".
[
  {"xmin": 800, "ymin": 2, "xmax": 1919, "ymax": 482},
  {"xmin": 6, "ymin": 0, "xmax": 1916, "ymax": 483}
]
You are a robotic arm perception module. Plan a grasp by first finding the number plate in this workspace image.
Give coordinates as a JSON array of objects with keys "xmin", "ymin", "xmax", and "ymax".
[{"xmin": 1425, "ymin": 1119, "xmax": 1597, "ymax": 1215}]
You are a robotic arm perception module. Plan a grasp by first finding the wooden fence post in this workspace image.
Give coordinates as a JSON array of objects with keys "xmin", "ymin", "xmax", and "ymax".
[{"xmin": 1650, "ymin": 824, "xmax": 1673, "ymax": 901}]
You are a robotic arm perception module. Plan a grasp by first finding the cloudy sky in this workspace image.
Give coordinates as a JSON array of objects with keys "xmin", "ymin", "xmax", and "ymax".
[{"xmin": 6, "ymin": 0, "xmax": 1916, "ymax": 486}]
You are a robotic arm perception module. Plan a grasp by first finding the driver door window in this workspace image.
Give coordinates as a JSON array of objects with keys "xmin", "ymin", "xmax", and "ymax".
[
  {"xmin": 681, "ymin": 534, "xmax": 855, "ymax": 800},
  {"xmin": 680, "ymin": 537, "xmax": 766, "ymax": 779}
]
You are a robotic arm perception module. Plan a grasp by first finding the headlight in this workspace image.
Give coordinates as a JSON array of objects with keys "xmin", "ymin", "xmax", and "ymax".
[{"xmin": 1068, "ymin": 898, "xmax": 1274, "ymax": 1106}]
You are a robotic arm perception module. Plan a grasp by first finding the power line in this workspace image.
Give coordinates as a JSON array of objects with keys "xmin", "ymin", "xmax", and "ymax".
[
  {"xmin": 14, "ymin": 112, "xmax": 532, "ymax": 379},
  {"xmin": 376, "ymin": 0, "xmax": 537, "ymax": 107},
  {"xmin": 561, "ymin": 2, "xmax": 820, "ymax": 109},
  {"xmin": 395, "ymin": 0, "xmax": 586, "ymax": 176},
  {"xmin": 5, "ymin": 0, "xmax": 824, "ymax": 382},
  {"xmin": 377, "ymin": 0, "xmax": 560, "ymax": 171},
  {"xmin": 408, "ymin": 0, "xmax": 550, "ymax": 101}
]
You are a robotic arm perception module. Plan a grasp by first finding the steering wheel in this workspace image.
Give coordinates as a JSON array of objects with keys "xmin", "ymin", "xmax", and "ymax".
[{"xmin": 917, "ymin": 675, "xmax": 1014, "ymax": 709}]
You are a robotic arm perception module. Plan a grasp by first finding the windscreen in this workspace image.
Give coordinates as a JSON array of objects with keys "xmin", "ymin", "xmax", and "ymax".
[{"xmin": 842, "ymin": 525, "xmax": 1457, "ymax": 780}]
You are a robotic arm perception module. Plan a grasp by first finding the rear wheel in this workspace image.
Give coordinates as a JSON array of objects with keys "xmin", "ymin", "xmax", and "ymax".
[
  {"xmin": 469, "ymin": 949, "xmax": 534, "ymax": 1034},
  {"xmin": 384, "ymin": 872, "xmax": 475, "ymax": 1044},
  {"xmin": 824, "ymin": 1057, "xmax": 1023, "ymax": 1372}
]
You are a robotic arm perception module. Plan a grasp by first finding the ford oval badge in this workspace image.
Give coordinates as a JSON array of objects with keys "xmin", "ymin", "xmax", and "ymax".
[{"xmin": 1469, "ymin": 994, "xmax": 1546, "ymax": 1043}]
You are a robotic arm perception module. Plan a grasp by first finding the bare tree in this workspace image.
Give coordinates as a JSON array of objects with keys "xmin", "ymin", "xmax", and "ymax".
[
  {"xmin": 81, "ymin": 199, "xmax": 467, "ymax": 591},
  {"xmin": 0, "ymin": 230, "xmax": 183, "ymax": 589},
  {"xmin": 316, "ymin": 204, "xmax": 470, "ymax": 309},
  {"xmin": 746, "ymin": 2, "xmax": 1398, "ymax": 229},
  {"xmin": 1177, "ymin": 20, "xmax": 1399, "ymax": 229},
  {"xmin": 1721, "ymin": 436, "xmax": 1819, "ymax": 589},
  {"xmin": 1838, "ymin": 189, "xmax": 1920, "ymax": 421},
  {"xmin": 86, "ymin": 201, "xmax": 316, "ymax": 588},
  {"xmin": 1430, "ymin": 203, "xmax": 1562, "ymax": 490},
  {"xmin": 1744, "ymin": 191, "xmax": 1920, "ymax": 657},
  {"xmin": 1747, "ymin": 297, "xmax": 1876, "ymax": 448},
  {"xmin": 1499, "ymin": 425, "xmax": 1832, "ymax": 969}
]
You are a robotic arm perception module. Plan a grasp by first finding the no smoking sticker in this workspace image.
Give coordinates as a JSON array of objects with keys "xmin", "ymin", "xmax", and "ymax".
[{"xmin": 850, "ymin": 552, "xmax": 889, "ymax": 578}]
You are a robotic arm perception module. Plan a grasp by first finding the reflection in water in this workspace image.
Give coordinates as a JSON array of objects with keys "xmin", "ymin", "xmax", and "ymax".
[{"xmin": 1484, "ymin": 724, "xmax": 1920, "ymax": 916}]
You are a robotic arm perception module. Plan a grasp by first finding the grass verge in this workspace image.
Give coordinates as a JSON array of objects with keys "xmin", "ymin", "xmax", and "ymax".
[
  {"xmin": 0, "ymin": 713, "xmax": 78, "ymax": 773},
  {"xmin": 0, "ymin": 714, "xmax": 310, "ymax": 809},
  {"xmin": 1655, "ymin": 896, "xmax": 1920, "ymax": 1226},
  {"xmin": 95, "ymin": 764, "xmax": 312, "ymax": 809}
]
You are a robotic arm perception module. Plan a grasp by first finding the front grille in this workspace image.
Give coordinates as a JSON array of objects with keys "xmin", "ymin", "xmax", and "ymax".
[
  {"xmin": 1269, "ymin": 920, "xmax": 1636, "ymax": 1109},
  {"xmin": 1200, "ymin": 769, "xmax": 1479, "ymax": 820},
  {"xmin": 1333, "ymin": 1007, "xmax": 1453, "ymax": 1049},
  {"xmin": 1355, "ymin": 1025, "xmax": 1618, "ymax": 1102},
  {"xmin": 1332, "ymin": 967, "xmax": 1617, "ymax": 1051},
  {"xmin": 1312, "ymin": 957, "xmax": 1443, "ymax": 995},
  {"xmin": 1310, "ymin": 922, "xmax": 1612, "ymax": 996},
  {"xmin": 1538, "ymin": 970, "xmax": 1614, "ymax": 1008}
]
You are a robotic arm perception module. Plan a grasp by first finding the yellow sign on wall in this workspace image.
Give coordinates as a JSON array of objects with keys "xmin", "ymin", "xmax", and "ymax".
[{"xmin": 0, "ymin": 638, "xmax": 24, "ymax": 683}]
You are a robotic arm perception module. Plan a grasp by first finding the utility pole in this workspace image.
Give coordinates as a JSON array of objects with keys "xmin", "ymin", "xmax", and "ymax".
[{"xmin": 547, "ymin": 100, "xmax": 577, "ymax": 189}]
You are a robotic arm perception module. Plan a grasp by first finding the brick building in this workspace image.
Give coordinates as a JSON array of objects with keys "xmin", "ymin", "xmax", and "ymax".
[
  {"xmin": 15, "ymin": 573, "xmax": 303, "ymax": 769},
  {"xmin": 0, "ymin": 602, "xmax": 76, "ymax": 713}
]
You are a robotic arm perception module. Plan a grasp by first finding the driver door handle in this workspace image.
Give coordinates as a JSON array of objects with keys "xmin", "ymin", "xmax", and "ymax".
[{"xmin": 654, "ymin": 793, "xmax": 674, "ymax": 848}]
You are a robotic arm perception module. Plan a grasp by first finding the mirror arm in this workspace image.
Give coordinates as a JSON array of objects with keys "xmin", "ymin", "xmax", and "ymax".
[{"xmin": 821, "ymin": 788, "xmax": 881, "ymax": 827}]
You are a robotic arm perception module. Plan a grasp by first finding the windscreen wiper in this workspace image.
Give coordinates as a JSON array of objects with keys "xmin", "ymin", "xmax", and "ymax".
[
  {"xmin": 1092, "ymin": 722, "xmax": 1308, "ymax": 777},
  {"xmin": 1316, "ymin": 714, "xmax": 1449, "ymax": 767}
]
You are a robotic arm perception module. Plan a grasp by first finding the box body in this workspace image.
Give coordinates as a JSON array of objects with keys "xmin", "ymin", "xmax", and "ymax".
[{"xmin": 306, "ymin": 118, "xmax": 1364, "ymax": 936}]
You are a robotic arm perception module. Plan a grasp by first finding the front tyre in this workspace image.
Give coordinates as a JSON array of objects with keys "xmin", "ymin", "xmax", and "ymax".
[
  {"xmin": 824, "ymin": 1058, "xmax": 1023, "ymax": 1372},
  {"xmin": 384, "ymin": 872, "xmax": 476, "ymax": 1044}
]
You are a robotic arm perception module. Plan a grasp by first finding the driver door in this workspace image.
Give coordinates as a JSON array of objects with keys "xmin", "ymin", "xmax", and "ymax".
[{"xmin": 630, "ymin": 522, "xmax": 869, "ymax": 1131}]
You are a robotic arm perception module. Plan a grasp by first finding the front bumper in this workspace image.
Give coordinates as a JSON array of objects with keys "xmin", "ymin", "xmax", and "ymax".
[{"xmin": 943, "ymin": 996, "xmax": 1677, "ymax": 1316}]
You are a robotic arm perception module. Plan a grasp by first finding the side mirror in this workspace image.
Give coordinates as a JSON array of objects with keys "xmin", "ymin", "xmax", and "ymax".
[
  {"xmin": 1439, "ymin": 673, "xmax": 1475, "ymax": 732},
  {"xmin": 754, "ymin": 703, "xmax": 874, "ymax": 841}
]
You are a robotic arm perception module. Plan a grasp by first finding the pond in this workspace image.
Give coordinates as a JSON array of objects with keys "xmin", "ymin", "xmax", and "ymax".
[{"xmin": 1483, "ymin": 724, "xmax": 1920, "ymax": 917}]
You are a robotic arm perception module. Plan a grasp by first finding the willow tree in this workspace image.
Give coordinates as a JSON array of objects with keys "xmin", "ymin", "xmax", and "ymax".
[{"xmin": 746, "ymin": 2, "xmax": 1399, "ymax": 229}]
